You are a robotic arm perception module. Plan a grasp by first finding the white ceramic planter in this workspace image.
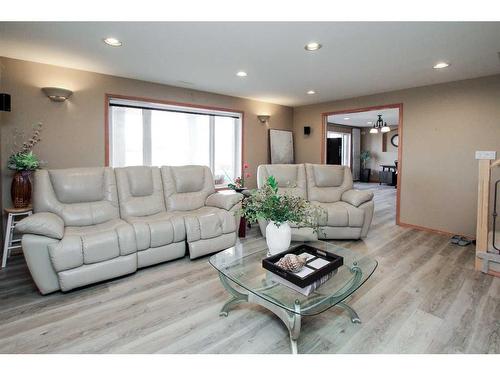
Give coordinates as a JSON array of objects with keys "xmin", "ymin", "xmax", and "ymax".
[{"xmin": 266, "ymin": 221, "xmax": 291, "ymax": 255}]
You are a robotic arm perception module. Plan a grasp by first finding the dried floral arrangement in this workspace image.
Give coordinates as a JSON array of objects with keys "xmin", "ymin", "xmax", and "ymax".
[{"xmin": 8, "ymin": 123, "xmax": 43, "ymax": 171}]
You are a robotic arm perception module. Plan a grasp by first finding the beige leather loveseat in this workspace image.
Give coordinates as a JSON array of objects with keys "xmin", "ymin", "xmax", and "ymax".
[
  {"xmin": 257, "ymin": 163, "xmax": 374, "ymax": 241},
  {"xmin": 16, "ymin": 165, "xmax": 242, "ymax": 294}
]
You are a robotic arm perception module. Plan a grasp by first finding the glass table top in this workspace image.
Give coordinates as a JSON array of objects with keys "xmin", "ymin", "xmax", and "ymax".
[{"xmin": 209, "ymin": 238, "xmax": 377, "ymax": 316}]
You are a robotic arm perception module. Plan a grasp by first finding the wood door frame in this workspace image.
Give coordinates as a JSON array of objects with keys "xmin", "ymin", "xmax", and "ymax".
[
  {"xmin": 104, "ymin": 93, "xmax": 245, "ymax": 184},
  {"xmin": 321, "ymin": 103, "xmax": 404, "ymax": 225}
]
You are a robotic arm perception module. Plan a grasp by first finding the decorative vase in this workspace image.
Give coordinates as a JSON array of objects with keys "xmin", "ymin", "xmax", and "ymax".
[
  {"xmin": 11, "ymin": 170, "xmax": 32, "ymax": 208},
  {"xmin": 266, "ymin": 221, "xmax": 291, "ymax": 255},
  {"xmin": 360, "ymin": 168, "xmax": 371, "ymax": 183}
]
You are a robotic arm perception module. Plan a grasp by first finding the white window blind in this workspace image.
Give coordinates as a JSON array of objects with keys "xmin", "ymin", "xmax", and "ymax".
[{"xmin": 109, "ymin": 98, "xmax": 242, "ymax": 187}]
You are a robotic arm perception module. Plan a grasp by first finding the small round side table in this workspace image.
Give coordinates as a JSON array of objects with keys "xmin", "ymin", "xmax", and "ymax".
[{"xmin": 2, "ymin": 206, "xmax": 32, "ymax": 268}]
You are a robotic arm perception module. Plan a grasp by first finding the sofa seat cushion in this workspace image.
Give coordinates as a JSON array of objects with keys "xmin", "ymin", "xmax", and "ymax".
[
  {"xmin": 58, "ymin": 253, "xmax": 137, "ymax": 292},
  {"xmin": 126, "ymin": 212, "xmax": 186, "ymax": 251},
  {"xmin": 180, "ymin": 207, "xmax": 237, "ymax": 243},
  {"xmin": 315, "ymin": 201, "xmax": 365, "ymax": 228},
  {"xmin": 49, "ymin": 219, "xmax": 137, "ymax": 272}
]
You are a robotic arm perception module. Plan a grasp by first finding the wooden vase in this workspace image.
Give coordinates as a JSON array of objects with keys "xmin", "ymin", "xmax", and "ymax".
[{"xmin": 11, "ymin": 170, "xmax": 32, "ymax": 209}]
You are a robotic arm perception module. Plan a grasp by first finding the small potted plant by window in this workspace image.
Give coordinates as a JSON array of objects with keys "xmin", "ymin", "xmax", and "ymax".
[
  {"xmin": 360, "ymin": 150, "xmax": 371, "ymax": 183},
  {"xmin": 8, "ymin": 123, "xmax": 43, "ymax": 208},
  {"xmin": 228, "ymin": 162, "xmax": 251, "ymax": 193},
  {"xmin": 240, "ymin": 176, "xmax": 324, "ymax": 254}
]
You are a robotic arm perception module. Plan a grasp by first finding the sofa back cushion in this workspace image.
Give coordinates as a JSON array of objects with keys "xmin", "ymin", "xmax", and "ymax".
[
  {"xmin": 34, "ymin": 168, "xmax": 120, "ymax": 226},
  {"xmin": 257, "ymin": 164, "xmax": 307, "ymax": 198},
  {"xmin": 172, "ymin": 167, "xmax": 205, "ymax": 193},
  {"xmin": 115, "ymin": 166, "xmax": 166, "ymax": 218},
  {"xmin": 161, "ymin": 165, "xmax": 216, "ymax": 211},
  {"xmin": 305, "ymin": 164, "xmax": 353, "ymax": 203},
  {"xmin": 49, "ymin": 169, "xmax": 104, "ymax": 203}
]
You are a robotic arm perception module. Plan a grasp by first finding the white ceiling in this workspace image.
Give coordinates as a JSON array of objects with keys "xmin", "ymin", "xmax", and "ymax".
[
  {"xmin": 1, "ymin": 22, "xmax": 500, "ymax": 106},
  {"xmin": 329, "ymin": 108, "xmax": 399, "ymax": 127}
]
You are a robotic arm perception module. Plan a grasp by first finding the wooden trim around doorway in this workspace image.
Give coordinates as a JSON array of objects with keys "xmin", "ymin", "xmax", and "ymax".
[{"xmin": 321, "ymin": 103, "xmax": 404, "ymax": 225}]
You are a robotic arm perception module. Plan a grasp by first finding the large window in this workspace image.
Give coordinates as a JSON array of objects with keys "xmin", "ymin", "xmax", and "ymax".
[{"xmin": 108, "ymin": 98, "xmax": 242, "ymax": 187}]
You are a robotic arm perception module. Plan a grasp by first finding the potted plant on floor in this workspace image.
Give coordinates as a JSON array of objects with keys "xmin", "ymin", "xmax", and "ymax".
[
  {"xmin": 240, "ymin": 176, "xmax": 324, "ymax": 255},
  {"xmin": 8, "ymin": 123, "xmax": 43, "ymax": 208},
  {"xmin": 360, "ymin": 150, "xmax": 372, "ymax": 183}
]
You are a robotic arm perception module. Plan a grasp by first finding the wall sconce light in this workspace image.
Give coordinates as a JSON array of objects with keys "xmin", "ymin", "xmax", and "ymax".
[
  {"xmin": 42, "ymin": 87, "xmax": 73, "ymax": 102},
  {"xmin": 0, "ymin": 93, "xmax": 11, "ymax": 112},
  {"xmin": 257, "ymin": 115, "xmax": 270, "ymax": 124}
]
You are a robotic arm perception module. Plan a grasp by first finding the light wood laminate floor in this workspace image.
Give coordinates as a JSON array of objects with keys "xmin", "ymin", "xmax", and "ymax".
[{"xmin": 0, "ymin": 183, "xmax": 498, "ymax": 354}]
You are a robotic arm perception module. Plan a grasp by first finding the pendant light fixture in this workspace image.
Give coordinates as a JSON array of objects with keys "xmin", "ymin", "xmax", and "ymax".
[{"xmin": 370, "ymin": 114, "xmax": 391, "ymax": 134}]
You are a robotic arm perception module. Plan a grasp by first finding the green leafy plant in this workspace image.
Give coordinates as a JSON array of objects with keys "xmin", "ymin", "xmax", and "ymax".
[
  {"xmin": 239, "ymin": 175, "xmax": 325, "ymax": 229},
  {"xmin": 8, "ymin": 151, "xmax": 40, "ymax": 171},
  {"xmin": 8, "ymin": 123, "xmax": 43, "ymax": 171},
  {"xmin": 360, "ymin": 150, "xmax": 371, "ymax": 169}
]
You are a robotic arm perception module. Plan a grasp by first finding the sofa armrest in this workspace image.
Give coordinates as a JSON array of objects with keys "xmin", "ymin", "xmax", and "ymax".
[
  {"xmin": 15, "ymin": 212, "xmax": 65, "ymax": 240},
  {"xmin": 341, "ymin": 189, "xmax": 374, "ymax": 207},
  {"xmin": 206, "ymin": 192, "xmax": 243, "ymax": 211}
]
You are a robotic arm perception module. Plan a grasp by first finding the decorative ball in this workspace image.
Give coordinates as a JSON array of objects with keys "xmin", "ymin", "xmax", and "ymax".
[{"xmin": 276, "ymin": 254, "xmax": 307, "ymax": 273}]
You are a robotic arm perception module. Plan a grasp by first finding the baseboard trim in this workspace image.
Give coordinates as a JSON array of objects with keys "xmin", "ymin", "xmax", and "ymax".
[
  {"xmin": 397, "ymin": 221, "xmax": 475, "ymax": 241},
  {"xmin": 486, "ymin": 269, "xmax": 500, "ymax": 277}
]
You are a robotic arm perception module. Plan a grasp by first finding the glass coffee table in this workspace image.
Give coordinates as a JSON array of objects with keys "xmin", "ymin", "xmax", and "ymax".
[{"xmin": 209, "ymin": 238, "xmax": 377, "ymax": 354}]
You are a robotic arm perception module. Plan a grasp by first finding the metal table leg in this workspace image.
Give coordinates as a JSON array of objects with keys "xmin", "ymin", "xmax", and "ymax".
[
  {"xmin": 218, "ymin": 272, "xmax": 302, "ymax": 354},
  {"xmin": 217, "ymin": 269, "xmax": 363, "ymax": 354},
  {"xmin": 218, "ymin": 272, "xmax": 248, "ymax": 317},
  {"xmin": 336, "ymin": 301, "xmax": 361, "ymax": 323}
]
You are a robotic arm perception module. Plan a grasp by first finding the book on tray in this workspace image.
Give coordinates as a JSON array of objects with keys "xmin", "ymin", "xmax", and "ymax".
[{"xmin": 269, "ymin": 270, "xmax": 335, "ymax": 296}]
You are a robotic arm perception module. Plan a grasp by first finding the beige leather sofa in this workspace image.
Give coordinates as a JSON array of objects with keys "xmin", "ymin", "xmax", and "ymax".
[
  {"xmin": 16, "ymin": 165, "xmax": 242, "ymax": 294},
  {"xmin": 257, "ymin": 163, "xmax": 374, "ymax": 241}
]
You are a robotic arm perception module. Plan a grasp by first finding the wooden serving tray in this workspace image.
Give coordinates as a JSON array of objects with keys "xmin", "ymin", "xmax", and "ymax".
[{"xmin": 262, "ymin": 244, "xmax": 344, "ymax": 288}]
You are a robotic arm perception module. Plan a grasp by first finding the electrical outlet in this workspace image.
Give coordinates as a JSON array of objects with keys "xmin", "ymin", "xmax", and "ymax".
[{"xmin": 475, "ymin": 151, "xmax": 497, "ymax": 160}]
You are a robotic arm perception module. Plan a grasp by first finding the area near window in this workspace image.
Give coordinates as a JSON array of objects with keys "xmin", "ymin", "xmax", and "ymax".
[{"xmin": 107, "ymin": 97, "xmax": 243, "ymax": 187}]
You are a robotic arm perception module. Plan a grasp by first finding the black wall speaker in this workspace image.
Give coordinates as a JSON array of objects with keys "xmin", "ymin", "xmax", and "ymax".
[
  {"xmin": 0, "ymin": 93, "xmax": 11, "ymax": 112},
  {"xmin": 304, "ymin": 126, "xmax": 311, "ymax": 135}
]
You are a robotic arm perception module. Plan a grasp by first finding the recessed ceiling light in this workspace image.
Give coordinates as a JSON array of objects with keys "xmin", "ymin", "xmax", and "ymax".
[
  {"xmin": 236, "ymin": 71, "xmax": 248, "ymax": 77},
  {"xmin": 103, "ymin": 37, "xmax": 122, "ymax": 47},
  {"xmin": 307, "ymin": 90, "xmax": 316, "ymax": 95},
  {"xmin": 433, "ymin": 62, "xmax": 450, "ymax": 69},
  {"xmin": 367, "ymin": 121, "xmax": 373, "ymax": 125},
  {"xmin": 305, "ymin": 42, "xmax": 322, "ymax": 51},
  {"xmin": 344, "ymin": 117, "xmax": 350, "ymax": 120}
]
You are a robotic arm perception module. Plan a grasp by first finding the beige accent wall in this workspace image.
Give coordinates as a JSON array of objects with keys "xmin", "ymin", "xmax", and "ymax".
[
  {"xmin": 361, "ymin": 127, "xmax": 398, "ymax": 181},
  {"xmin": 293, "ymin": 75, "xmax": 500, "ymax": 237},
  {"xmin": 0, "ymin": 57, "xmax": 293, "ymax": 211}
]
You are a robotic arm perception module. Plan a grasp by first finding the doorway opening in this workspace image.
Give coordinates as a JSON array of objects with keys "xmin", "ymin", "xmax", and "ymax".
[
  {"xmin": 326, "ymin": 131, "xmax": 351, "ymax": 166},
  {"xmin": 321, "ymin": 103, "xmax": 403, "ymax": 224}
]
